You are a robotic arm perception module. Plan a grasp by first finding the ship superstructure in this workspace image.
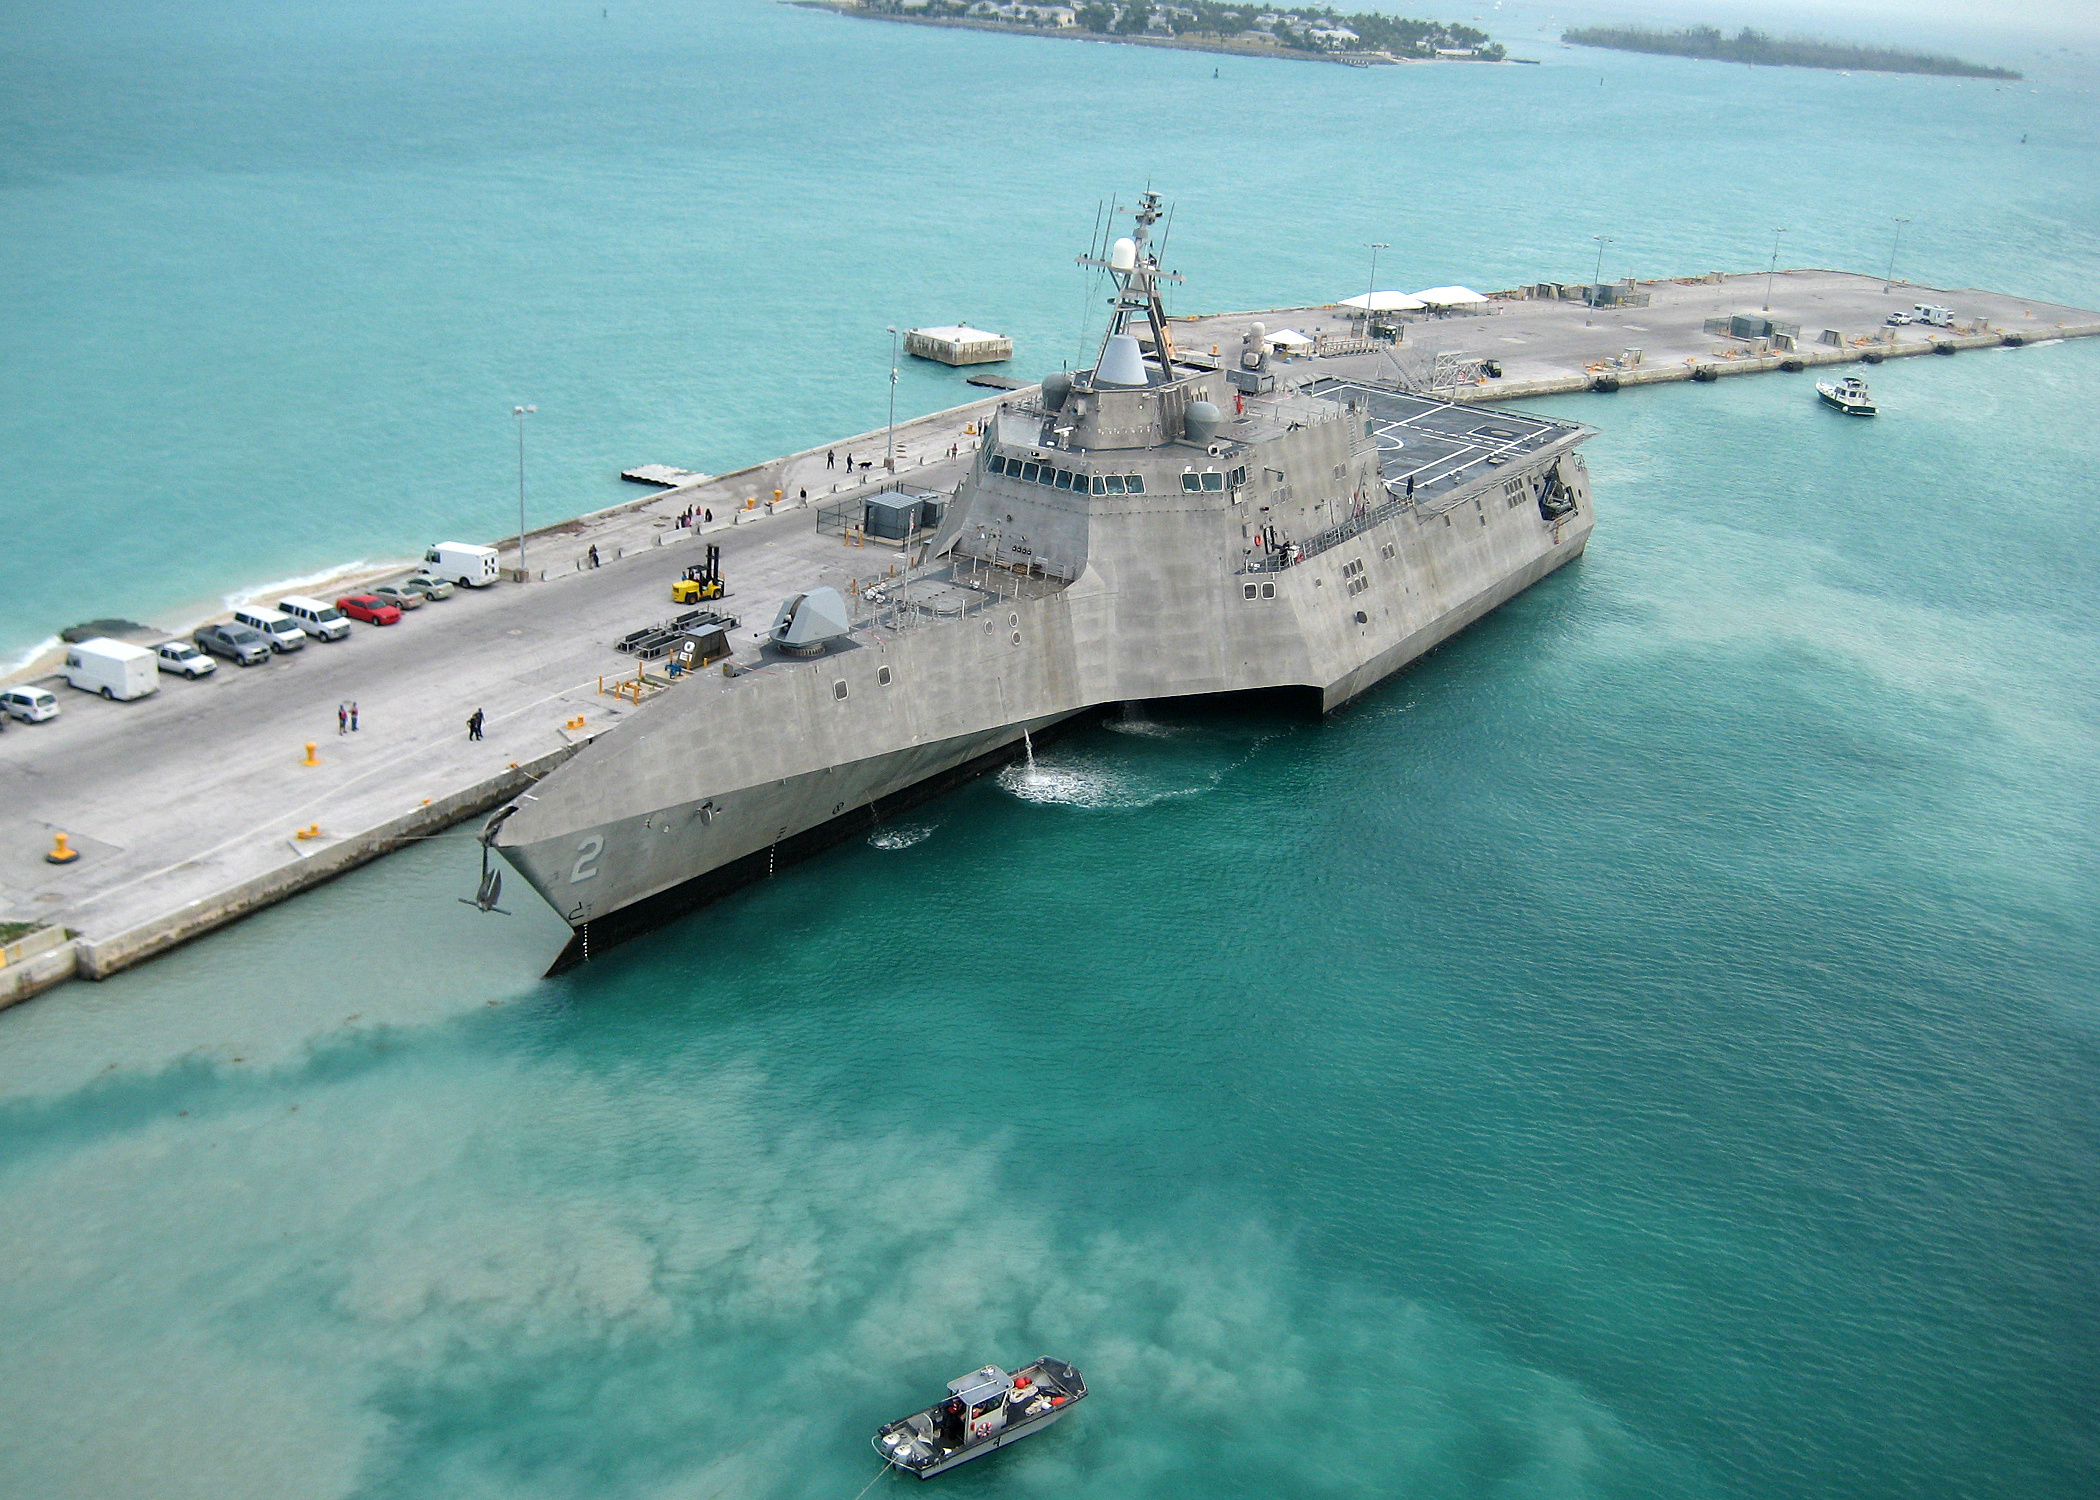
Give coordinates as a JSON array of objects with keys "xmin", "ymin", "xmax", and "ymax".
[{"xmin": 492, "ymin": 194, "xmax": 1596, "ymax": 968}]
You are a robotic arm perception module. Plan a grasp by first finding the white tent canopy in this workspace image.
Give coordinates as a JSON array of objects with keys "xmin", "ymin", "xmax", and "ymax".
[
  {"xmin": 1412, "ymin": 285, "xmax": 1491, "ymax": 308},
  {"xmin": 1266, "ymin": 327, "xmax": 1316, "ymax": 348},
  {"xmin": 1338, "ymin": 290, "xmax": 1428, "ymax": 313}
]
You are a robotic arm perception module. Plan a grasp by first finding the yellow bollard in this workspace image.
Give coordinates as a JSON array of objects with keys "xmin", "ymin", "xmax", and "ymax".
[
  {"xmin": 598, "ymin": 674, "xmax": 604, "ymax": 696},
  {"xmin": 45, "ymin": 832, "xmax": 80, "ymax": 865},
  {"xmin": 773, "ymin": 488, "xmax": 782, "ymax": 505},
  {"xmin": 295, "ymin": 823, "xmax": 322, "ymax": 841},
  {"xmin": 301, "ymin": 742, "xmax": 321, "ymax": 766},
  {"xmin": 746, "ymin": 496, "xmax": 756, "ymax": 510}
]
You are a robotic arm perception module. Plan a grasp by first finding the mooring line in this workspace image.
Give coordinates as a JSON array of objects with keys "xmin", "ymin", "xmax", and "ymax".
[{"xmin": 848, "ymin": 1458, "xmax": 893, "ymax": 1500}]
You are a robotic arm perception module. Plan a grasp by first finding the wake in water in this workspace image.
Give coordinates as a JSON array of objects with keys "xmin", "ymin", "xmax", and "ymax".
[{"xmin": 868, "ymin": 824, "xmax": 935, "ymax": 851}]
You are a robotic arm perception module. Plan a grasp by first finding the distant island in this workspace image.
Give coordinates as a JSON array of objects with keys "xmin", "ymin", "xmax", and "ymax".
[
  {"xmin": 1562, "ymin": 25, "xmax": 2019, "ymax": 80},
  {"xmin": 795, "ymin": 2, "xmax": 1508, "ymax": 65}
]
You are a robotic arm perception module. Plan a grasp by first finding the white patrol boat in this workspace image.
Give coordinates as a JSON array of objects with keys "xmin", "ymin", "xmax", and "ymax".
[
  {"xmin": 872, "ymin": 1358, "xmax": 1086, "ymax": 1478},
  {"xmin": 1816, "ymin": 374, "xmax": 1877, "ymax": 415}
]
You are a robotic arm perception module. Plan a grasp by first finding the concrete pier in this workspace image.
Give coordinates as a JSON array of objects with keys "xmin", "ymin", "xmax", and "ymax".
[{"xmin": 2, "ymin": 268, "xmax": 2094, "ymax": 1009}]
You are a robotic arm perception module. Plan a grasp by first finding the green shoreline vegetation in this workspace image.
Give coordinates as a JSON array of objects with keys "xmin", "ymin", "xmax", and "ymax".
[
  {"xmin": 1562, "ymin": 25, "xmax": 2019, "ymax": 80},
  {"xmin": 804, "ymin": 1, "xmax": 1505, "ymax": 63}
]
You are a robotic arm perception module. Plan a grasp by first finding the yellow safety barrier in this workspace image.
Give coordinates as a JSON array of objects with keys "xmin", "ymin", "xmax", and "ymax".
[
  {"xmin": 45, "ymin": 832, "xmax": 80, "ymax": 866},
  {"xmin": 301, "ymin": 741, "xmax": 321, "ymax": 766}
]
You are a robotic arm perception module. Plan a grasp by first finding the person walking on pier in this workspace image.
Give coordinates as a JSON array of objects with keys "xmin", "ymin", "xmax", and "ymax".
[
  {"xmin": 349, "ymin": 701, "xmax": 359, "ymax": 732},
  {"xmin": 467, "ymin": 708, "xmax": 484, "ymax": 742},
  {"xmin": 827, "ymin": 449, "xmax": 835, "ymax": 470},
  {"xmin": 588, "ymin": 543, "xmax": 600, "ymax": 568},
  {"xmin": 338, "ymin": 703, "xmax": 347, "ymax": 736}
]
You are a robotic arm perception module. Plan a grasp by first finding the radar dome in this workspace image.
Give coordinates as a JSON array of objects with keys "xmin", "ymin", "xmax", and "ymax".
[
  {"xmin": 1109, "ymin": 237, "xmax": 1137, "ymax": 272},
  {"xmin": 1094, "ymin": 334, "xmax": 1148, "ymax": 388},
  {"xmin": 1042, "ymin": 371, "xmax": 1073, "ymax": 410},
  {"xmin": 1184, "ymin": 400, "xmax": 1222, "ymax": 443}
]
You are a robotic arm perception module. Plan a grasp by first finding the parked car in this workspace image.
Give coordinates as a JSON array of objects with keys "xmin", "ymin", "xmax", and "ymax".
[
  {"xmin": 401, "ymin": 572, "xmax": 454, "ymax": 601},
  {"xmin": 371, "ymin": 584, "xmax": 425, "ymax": 612},
  {"xmin": 156, "ymin": 640, "xmax": 217, "ymax": 678},
  {"xmin": 336, "ymin": 594, "xmax": 402, "ymax": 626},
  {"xmin": 1885, "ymin": 309, "xmax": 1913, "ymax": 326},
  {"xmin": 231, "ymin": 606, "xmax": 307, "ymax": 652},
  {"xmin": 0, "ymin": 686, "xmax": 60, "ymax": 723},
  {"xmin": 277, "ymin": 595, "xmax": 352, "ymax": 641},
  {"xmin": 194, "ymin": 622, "xmax": 273, "ymax": 666}
]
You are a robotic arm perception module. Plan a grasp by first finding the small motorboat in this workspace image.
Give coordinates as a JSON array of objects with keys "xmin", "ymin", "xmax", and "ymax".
[
  {"xmin": 1816, "ymin": 375, "xmax": 1877, "ymax": 416},
  {"xmin": 872, "ymin": 1358, "xmax": 1086, "ymax": 1479}
]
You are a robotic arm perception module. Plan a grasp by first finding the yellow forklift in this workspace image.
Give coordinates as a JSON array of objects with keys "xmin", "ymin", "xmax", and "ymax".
[{"xmin": 672, "ymin": 544, "xmax": 724, "ymax": 604}]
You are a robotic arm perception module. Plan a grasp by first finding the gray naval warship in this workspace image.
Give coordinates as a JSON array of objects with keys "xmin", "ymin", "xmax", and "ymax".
[{"xmin": 490, "ymin": 194, "xmax": 1596, "ymax": 970}]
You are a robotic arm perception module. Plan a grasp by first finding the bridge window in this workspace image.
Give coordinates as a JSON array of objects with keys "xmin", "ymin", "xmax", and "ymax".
[
  {"xmin": 1020, "ymin": 462, "xmax": 1039, "ymax": 483},
  {"xmin": 1091, "ymin": 475, "xmax": 1106, "ymax": 494},
  {"xmin": 1201, "ymin": 472, "xmax": 1224, "ymax": 491},
  {"xmin": 1181, "ymin": 472, "xmax": 1201, "ymax": 492},
  {"xmin": 1038, "ymin": 466, "xmax": 1057, "ymax": 487},
  {"xmin": 1125, "ymin": 475, "xmax": 1144, "ymax": 494},
  {"xmin": 1055, "ymin": 469, "xmax": 1073, "ymax": 490},
  {"xmin": 1103, "ymin": 475, "xmax": 1127, "ymax": 495}
]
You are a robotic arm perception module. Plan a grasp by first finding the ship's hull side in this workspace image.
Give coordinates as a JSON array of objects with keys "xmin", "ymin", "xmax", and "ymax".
[{"xmin": 510, "ymin": 711, "xmax": 1088, "ymax": 973}]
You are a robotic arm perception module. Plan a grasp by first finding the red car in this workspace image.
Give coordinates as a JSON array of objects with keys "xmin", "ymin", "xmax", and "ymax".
[{"xmin": 337, "ymin": 593, "xmax": 402, "ymax": 626}]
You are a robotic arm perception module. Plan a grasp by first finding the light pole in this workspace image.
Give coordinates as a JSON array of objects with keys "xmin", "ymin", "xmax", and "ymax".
[
  {"xmin": 512, "ymin": 404, "xmax": 535, "ymax": 579},
  {"xmin": 884, "ymin": 326, "xmax": 900, "ymax": 474},
  {"xmin": 1591, "ymin": 234, "xmax": 1612, "ymax": 287},
  {"xmin": 1762, "ymin": 228, "xmax": 1787, "ymax": 312},
  {"xmin": 1883, "ymin": 218, "xmax": 1910, "ymax": 292},
  {"xmin": 1364, "ymin": 241, "xmax": 1389, "ymax": 329}
]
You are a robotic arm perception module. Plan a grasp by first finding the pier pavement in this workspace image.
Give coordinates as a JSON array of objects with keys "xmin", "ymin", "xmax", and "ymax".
[
  {"xmin": 5, "ymin": 268, "xmax": 2096, "ymax": 1009},
  {"xmin": 1171, "ymin": 270, "xmax": 2100, "ymax": 396}
]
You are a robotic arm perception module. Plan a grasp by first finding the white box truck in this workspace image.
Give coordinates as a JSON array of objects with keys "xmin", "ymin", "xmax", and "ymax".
[
  {"xmin": 63, "ymin": 638, "xmax": 159, "ymax": 701},
  {"xmin": 423, "ymin": 542, "xmax": 501, "ymax": 588}
]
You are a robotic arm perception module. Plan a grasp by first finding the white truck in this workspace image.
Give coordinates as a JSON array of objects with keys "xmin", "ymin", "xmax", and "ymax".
[
  {"xmin": 1912, "ymin": 303, "xmax": 1954, "ymax": 328},
  {"xmin": 423, "ymin": 542, "xmax": 501, "ymax": 588},
  {"xmin": 63, "ymin": 638, "xmax": 159, "ymax": 701}
]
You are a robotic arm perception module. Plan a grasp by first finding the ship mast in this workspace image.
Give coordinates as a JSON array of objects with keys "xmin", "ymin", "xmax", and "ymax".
[{"xmin": 1077, "ymin": 192, "xmax": 1184, "ymax": 382}]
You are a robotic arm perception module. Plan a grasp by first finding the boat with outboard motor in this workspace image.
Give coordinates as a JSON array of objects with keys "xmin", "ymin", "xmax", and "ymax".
[
  {"xmin": 873, "ymin": 1359, "xmax": 1087, "ymax": 1478},
  {"xmin": 1816, "ymin": 374, "xmax": 1877, "ymax": 415}
]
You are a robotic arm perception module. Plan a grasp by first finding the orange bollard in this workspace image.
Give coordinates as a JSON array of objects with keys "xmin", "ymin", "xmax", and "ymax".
[
  {"xmin": 45, "ymin": 832, "xmax": 80, "ymax": 865},
  {"xmin": 301, "ymin": 742, "xmax": 321, "ymax": 766}
]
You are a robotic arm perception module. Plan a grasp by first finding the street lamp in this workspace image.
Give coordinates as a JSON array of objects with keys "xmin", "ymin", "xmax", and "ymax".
[
  {"xmin": 1883, "ymin": 218, "xmax": 1910, "ymax": 292},
  {"xmin": 1364, "ymin": 241, "xmax": 1389, "ymax": 328},
  {"xmin": 885, "ymin": 326, "xmax": 900, "ymax": 474},
  {"xmin": 1762, "ymin": 228, "xmax": 1787, "ymax": 312},
  {"xmin": 512, "ymin": 404, "xmax": 536, "ymax": 579},
  {"xmin": 1591, "ymin": 234, "xmax": 1613, "ymax": 287}
]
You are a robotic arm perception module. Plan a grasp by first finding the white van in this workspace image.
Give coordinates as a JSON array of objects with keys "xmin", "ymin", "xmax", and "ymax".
[
  {"xmin": 1912, "ymin": 303, "xmax": 1953, "ymax": 328},
  {"xmin": 277, "ymin": 595, "xmax": 351, "ymax": 642},
  {"xmin": 63, "ymin": 638, "xmax": 159, "ymax": 701},
  {"xmin": 423, "ymin": 542, "xmax": 501, "ymax": 588},
  {"xmin": 232, "ymin": 606, "xmax": 307, "ymax": 652}
]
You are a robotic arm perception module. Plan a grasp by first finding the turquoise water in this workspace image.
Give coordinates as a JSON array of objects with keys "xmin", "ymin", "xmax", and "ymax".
[{"xmin": 3, "ymin": 5, "xmax": 2099, "ymax": 1499}]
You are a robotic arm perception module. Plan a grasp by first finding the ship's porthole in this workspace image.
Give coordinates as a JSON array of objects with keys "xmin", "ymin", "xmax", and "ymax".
[
  {"xmin": 1009, "ymin": 613, "xmax": 1019, "ymax": 628},
  {"xmin": 1260, "ymin": 582, "xmax": 1275, "ymax": 600},
  {"xmin": 1011, "ymin": 631, "xmax": 1022, "ymax": 646},
  {"xmin": 877, "ymin": 665, "xmax": 892, "ymax": 685},
  {"xmin": 833, "ymin": 680, "xmax": 848, "ymax": 700},
  {"xmin": 1354, "ymin": 610, "xmax": 1368, "ymax": 625},
  {"xmin": 1243, "ymin": 582, "xmax": 1257, "ymax": 600}
]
